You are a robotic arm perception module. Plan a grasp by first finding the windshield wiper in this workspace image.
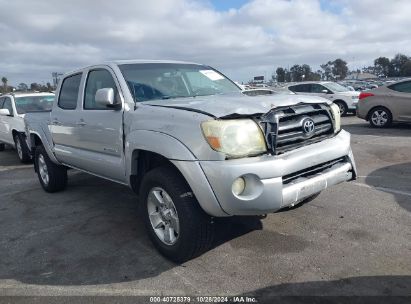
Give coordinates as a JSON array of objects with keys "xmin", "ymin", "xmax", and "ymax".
[{"xmin": 162, "ymin": 95, "xmax": 193, "ymax": 100}]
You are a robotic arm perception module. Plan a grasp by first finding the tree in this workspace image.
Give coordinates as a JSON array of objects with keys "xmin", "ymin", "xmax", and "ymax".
[
  {"xmin": 290, "ymin": 64, "xmax": 304, "ymax": 82},
  {"xmin": 374, "ymin": 57, "xmax": 390, "ymax": 77},
  {"xmin": 331, "ymin": 58, "xmax": 348, "ymax": 80},
  {"xmin": 390, "ymin": 53, "xmax": 409, "ymax": 77},
  {"xmin": 276, "ymin": 67, "xmax": 286, "ymax": 82},
  {"xmin": 1, "ymin": 77, "xmax": 8, "ymax": 93},
  {"xmin": 30, "ymin": 83, "xmax": 40, "ymax": 91},
  {"xmin": 17, "ymin": 83, "xmax": 29, "ymax": 91},
  {"xmin": 320, "ymin": 61, "xmax": 333, "ymax": 80},
  {"xmin": 320, "ymin": 59, "xmax": 348, "ymax": 80},
  {"xmin": 285, "ymin": 70, "xmax": 291, "ymax": 82},
  {"xmin": 301, "ymin": 64, "xmax": 312, "ymax": 80},
  {"xmin": 362, "ymin": 66, "xmax": 375, "ymax": 74},
  {"xmin": 402, "ymin": 61, "xmax": 411, "ymax": 77}
]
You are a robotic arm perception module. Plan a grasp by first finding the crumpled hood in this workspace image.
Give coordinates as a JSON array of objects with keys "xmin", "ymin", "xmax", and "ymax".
[{"xmin": 143, "ymin": 92, "xmax": 331, "ymax": 118}]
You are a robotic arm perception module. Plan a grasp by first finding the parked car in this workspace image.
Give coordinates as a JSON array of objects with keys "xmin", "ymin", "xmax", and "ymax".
[
  {"xmin": 357, "ymin": 79, "xmax": 411, "ymax": 127},
  {"xmin": 0, "ymin": 92, "xmax": 55, "ymax": 162},
  {"xmin": 286, "ymin": 81, "xmax": 360, "ymax": 115},
  {"xmin": 25, "ymin": 60, "xmax": 356, "ymax": 262}
]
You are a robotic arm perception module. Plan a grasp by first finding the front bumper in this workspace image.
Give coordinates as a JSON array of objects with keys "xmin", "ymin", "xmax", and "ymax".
[{"xmin": 197, "ymin": 130, "xmax": 356, "ymax": 216}]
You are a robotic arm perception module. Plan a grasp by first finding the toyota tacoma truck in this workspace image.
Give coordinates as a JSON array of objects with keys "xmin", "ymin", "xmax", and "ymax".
[{"xmin": 25, "ymin": 60, "xmax": 357, "ymax": 262}]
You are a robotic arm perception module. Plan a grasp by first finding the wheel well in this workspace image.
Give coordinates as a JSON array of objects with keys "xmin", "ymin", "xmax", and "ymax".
[
  {"xmin": 366, "ymin": 106, "xmax": 391, "ymax": 121},
  {"xmin": 333, "ymin": 99, "xmax": 347, "ymax": 106},
  {"xmin": 11, "ymin": 130, "xmax": 19, "ymax": 140},
  {"xmin": 30, "ymin": 134, "xmax": 43, "ymax": 147},
  {"xmin": 130, "ymin": 150, "xmax": 181, "ymax": 194}
]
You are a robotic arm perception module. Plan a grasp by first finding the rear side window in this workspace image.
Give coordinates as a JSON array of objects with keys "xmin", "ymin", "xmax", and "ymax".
[
  {"xmin": 289, "ymin": 84, "xmax": 310, "ymax": 92},
  {"xmin": 58, "ymin": 74, "xmax": 82, "ymax": 109},
  {"xmin": 389, "ymin": 81, "xmax": 411, "ymax": 93},
  {"xmin": 2, "ymin": 97, "xmax": 14, "ymax": 115},
  {"xmin": 84, "ymin": 69, "xmax": 118, "ymax": 110},
  {"xmin": 311, "ymin": 84, "xmax": 326, "ymax": 93}
]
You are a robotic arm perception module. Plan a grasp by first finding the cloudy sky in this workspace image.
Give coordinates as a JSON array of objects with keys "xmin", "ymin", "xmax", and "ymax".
[{"xmin": 0, "ymin": 0, "xmax": 410, "ymax": 85}]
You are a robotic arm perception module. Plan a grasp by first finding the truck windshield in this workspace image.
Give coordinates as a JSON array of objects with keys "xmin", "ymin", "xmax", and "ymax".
[
  {"xmin": 119, "ymin": 63, "xmax": 240, "ymax": 102},
  {"xmin": 14, "ymin": 95, "xmax": 55, "ymax": 114}
]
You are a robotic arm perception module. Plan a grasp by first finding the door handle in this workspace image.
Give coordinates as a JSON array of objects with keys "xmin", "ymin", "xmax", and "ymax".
[
  {"xmin": 52, "ymin": 119, "xmax": 61, "ymax": 126},
  {"xmin": 76, "ymin": 120, "xmax": 87, "ymax": 126}
]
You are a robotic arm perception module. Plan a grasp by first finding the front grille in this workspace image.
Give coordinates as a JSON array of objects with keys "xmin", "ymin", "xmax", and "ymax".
[
  {"xmin": 258, "ymin": 103, "xmax": 335, "ymax": 155},
  {"xmin": 282, "ymin": 157, "xmax": 347, "ymax": 185}
]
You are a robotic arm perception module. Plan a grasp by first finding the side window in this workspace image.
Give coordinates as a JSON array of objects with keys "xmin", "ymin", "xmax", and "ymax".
[
  {"xmin": 290, "ymin": 84, "xmax": 311, "ymax": 92},
  {"xmin": 3, "ymin": 97, "xmax": 14, "ymax": 115},
  {"xmin": 311, "ymin": 84, "xmax": 326, "ymax": 93},
  {"xmin": 84, "ymin": 69, "xmax": 118, "ymax": 110},
  {"xmin": 289, "ymin": 85, "xmax": 301, "ymax": 92},
  {"xmin": 58, "ymin": 74, "xmax": 82, "ymax": 110},
  {"xmin": 389, "ymin": 81, "xmax": 411, "ymax": 93}
]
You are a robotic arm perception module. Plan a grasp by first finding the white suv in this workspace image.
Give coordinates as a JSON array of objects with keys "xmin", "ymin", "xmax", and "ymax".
[
  {"xmin": 286, "ymin": 82, "xmax": 360, "ymax": 115},
  {"xmin": 0, "ymin": 92, "xmax": 54, "ymax": 162}
]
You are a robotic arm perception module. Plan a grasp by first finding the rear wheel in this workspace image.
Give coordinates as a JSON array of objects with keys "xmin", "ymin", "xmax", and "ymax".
[
  {"xmin": 334, "ymin": 101, "xmax": 348, "ymax": 116},
  {"xmin": 369, "ymin": 107, "xmax": 392, "ymax": 128},
  {"xmin": 140, "ymin": 166, "xmax": 214, "ymax": 263},
  {"xmin": 14, "ymin": 133, "xmax": 31, "ymax": 163},
  {"xmin": 35, "ymin": 145, "xmax": 67, "ymax": 192}
]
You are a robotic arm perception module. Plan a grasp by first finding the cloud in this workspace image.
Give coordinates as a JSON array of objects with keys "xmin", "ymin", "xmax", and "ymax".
[{"xmin": 0, "ymin": 0, "xmax": 410, "ymax": 85}]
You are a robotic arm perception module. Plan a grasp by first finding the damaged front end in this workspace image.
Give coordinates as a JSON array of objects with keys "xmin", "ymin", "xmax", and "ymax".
[{"xmin": 256, "ymin": 103, "xmax": 338, "ymax": 155}]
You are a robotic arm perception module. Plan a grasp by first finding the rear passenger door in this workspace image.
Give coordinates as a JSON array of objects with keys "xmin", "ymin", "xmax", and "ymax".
[
  {"xmin": 387, "ymin": 81, "xmax": 411, "ymax": 121},
  {"xmin": 74, "ymin": 67, "xmax": 125, "ymax": 182},
  {"xmin": 50, "ymin": 73, "xmax": 83, "ymax": 165}
]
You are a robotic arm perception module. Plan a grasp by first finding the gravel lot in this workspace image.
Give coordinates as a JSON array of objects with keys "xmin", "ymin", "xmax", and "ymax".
[{"xmin": 0, "ymin": 116, "xmax": 410, "ymax": 301}]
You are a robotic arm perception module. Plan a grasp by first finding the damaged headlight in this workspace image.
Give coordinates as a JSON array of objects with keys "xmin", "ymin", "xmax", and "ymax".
[
  {"xmin": 330, "ymin": 103, "xmax": 341, "ymax": 133},
  {"xmin": 201, "ymin": 119, "xmax": 267, "ymax": 158}
]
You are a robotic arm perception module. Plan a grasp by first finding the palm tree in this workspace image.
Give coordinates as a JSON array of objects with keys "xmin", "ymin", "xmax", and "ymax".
[{"xmin": 1, "ymin": 77, "xmax": 8, "ymax": 93}]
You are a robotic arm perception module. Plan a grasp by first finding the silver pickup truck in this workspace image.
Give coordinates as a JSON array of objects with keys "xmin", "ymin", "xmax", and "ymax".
[{"xmin": 25, "ymin": 60, "xmax": 357, "ymax": 262}]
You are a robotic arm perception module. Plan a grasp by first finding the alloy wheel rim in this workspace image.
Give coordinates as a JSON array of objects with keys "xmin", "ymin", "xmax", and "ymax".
[
  {"xmin": 338, "ymin": 103, "xmax": 345, "ymax": 114},
  {"xmin": 38, "ymin": 154, "xmax": 49, "ymax": 185},
  {"xmin": 147, "ymin": 187, "xmax": 180, "ymax": 245},
  {"xmin": 371, "ymin": 110, "xmax": 388, "ymax": 126}
]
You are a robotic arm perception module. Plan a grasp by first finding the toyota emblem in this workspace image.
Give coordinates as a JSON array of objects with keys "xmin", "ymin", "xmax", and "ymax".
[{"xmin": 302, "ymin": 118, "xmax": 315, "ymax": 136}]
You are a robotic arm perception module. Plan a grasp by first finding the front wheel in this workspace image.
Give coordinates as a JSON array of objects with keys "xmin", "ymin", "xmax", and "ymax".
[
  {"xmin": 334, "ymin": 101, "xmax": 348, "ymax": 116},
  {"xmin": 35, "ymin": 145, "xmax": 68, "ymax": 192},
  {"xmin": 0, "ymin": 143, "xmax": 5, "ymax": 151},
  {"xmin": 369, "ymin": 107, "xmax": 392, "ymax": 128},
  {"xmin": 140, "ymin": 166, "xmax": 214, "ymax": 263},
  {"xmin": 14, "ymin": 133, "xmax": 31, "ymax": 163}
]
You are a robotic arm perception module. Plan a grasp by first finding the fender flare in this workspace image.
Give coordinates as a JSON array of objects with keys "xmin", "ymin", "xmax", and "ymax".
[
  {"xmin": 28, "ymin": 130, "xmax": 60, "ymax": 164},
  {"xmin": 125, "ymin": 130, "xmax": 196, "ymax": 177},
  {"xmin": 125, "ymin": 130, "xmax": 227, "ymax": 217}
]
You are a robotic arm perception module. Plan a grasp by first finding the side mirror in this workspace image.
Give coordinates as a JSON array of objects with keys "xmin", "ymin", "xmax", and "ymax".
[
  {"xmin": 95, "ymin": 88, "xmax": 119, "ymax": 108},
  {"xmin": 321, "ymin": 89, "xmax": 330, "ymax": 94},
  {"xmin": 0, "ymin": 109, "xmax": 11, "ymax": 116}
]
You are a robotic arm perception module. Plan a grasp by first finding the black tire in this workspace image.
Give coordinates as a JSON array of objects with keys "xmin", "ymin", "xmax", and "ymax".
[
  {"xmin": 334, "ymin": 100, "xmax": 348, "ymax": 116},
  {"xmin": 0, "ymin": 143, "xmax": 5, "ymax": 151},
  {"xmin": 35, "ymin": 145, "xmax": 67, "ymax": 193},
  {"xmin": 368, "ymin": 106, "xmax": 392, "ymax": 128},
  {"xmin": 14, "ymin": 133, "xmax": 31, "ymax": 163},
  {"xmin": 140, "ymin": 166, "xmax": 214, "ymax": 263}
]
